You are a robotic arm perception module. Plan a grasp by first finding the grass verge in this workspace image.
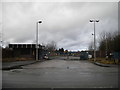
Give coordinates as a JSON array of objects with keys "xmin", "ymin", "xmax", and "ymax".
[{"xmin": 89, "ymin": 58, "xmax": 120, "ymax": 64}]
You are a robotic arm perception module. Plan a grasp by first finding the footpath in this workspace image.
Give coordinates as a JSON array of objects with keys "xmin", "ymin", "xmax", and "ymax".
[{"xmin": 2, "ymin": 60, "xmax": 39, "ymax": 70}]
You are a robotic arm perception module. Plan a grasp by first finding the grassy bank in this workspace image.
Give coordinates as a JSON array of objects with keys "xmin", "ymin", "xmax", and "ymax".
[{"xmin": 89, "ymin": 58, "xmax": 120, "ymax": 64}]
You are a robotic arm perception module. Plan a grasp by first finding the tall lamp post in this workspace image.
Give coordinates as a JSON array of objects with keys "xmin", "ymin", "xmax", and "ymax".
[
  {"xmin": 90, "ymin": 19, "xmax": 99, "ymax": 62},
  {"xmin": 36, "ymin": 20, "xmax": 42, "ymax": 61}
]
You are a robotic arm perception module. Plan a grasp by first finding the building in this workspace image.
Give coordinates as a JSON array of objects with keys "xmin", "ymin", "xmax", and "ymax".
[{"xmin": 9, "ymin": 44, "xmax": 46, "ymax": 59}]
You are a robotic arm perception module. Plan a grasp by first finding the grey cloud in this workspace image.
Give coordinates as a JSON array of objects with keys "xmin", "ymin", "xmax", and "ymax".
[{"xmin": 2, "ymin": 2, "xmax": 118, "ymax": 51}]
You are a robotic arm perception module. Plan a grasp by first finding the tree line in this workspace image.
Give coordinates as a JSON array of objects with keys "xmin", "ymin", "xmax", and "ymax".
[{"xmin": 89, "ymin": 31, "xmax": 120, "ymax": 58}]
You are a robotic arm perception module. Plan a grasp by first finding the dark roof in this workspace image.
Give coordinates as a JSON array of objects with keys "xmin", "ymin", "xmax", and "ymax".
[{"xmin": 9, "ymin": 44, "xmax": 44, "ymax": 49}]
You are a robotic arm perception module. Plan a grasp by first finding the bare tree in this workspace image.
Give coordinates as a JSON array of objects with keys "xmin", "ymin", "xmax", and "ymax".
[
  {"xmin": 98, "ymin": 31, "xmax": 120, "ymax": 58},
  {"xmin": 46, "ymin": 41, "xmax": 57, "ymax": 51},
  {"xmin": 88, "ymin": 41, "xmax": 94, "ymax": 51}
]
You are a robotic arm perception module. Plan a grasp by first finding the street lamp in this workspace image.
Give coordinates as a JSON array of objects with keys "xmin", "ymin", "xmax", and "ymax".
[
  {"xmin": 36, "ymin": 20, "xmax": 42, "ymax": 61},
  {"xmin": 90, "ymin": 19, "xmax": 99, "ymax": 62}
]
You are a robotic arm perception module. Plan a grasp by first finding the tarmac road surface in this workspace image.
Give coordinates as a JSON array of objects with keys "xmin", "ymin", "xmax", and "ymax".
[{"xmin": 2, "ymin": 57, "xmax": 118, "ymax": 88}]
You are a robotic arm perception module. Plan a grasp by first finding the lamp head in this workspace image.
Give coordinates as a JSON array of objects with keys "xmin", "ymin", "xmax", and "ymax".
[
  {"xmin": 38, "ymin": 21, "xmax": 42, "ymax": 23},
  {"xmin": 90, "ymin": 20, "xmax": 93, "ymax": 22},
  {"xmin": 96, "ymin": 20, "xmax": 99, "ymax": 22}
]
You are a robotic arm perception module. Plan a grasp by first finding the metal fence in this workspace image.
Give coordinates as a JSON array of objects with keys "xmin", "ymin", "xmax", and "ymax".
[{"xmin": 113, "ymin": 52, "xmax": 120, "ymax": 60}]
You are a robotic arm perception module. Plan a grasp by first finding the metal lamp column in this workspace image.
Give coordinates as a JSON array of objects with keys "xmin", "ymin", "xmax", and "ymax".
[
  {"xmin": 36, "ymin": 21, "xmax": 42, "ymax": 61},
  {"xmin": 90, "ymin": 19, "xmax": 99, "ymax": 62}
]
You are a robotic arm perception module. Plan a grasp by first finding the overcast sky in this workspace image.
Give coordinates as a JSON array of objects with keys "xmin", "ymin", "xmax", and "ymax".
[{"xmin": 1, "ymin": 1, "xmax": 118, "ymax": 51}]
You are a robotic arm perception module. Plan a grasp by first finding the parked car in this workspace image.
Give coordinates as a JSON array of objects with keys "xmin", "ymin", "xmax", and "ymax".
[{"xmin": 43, "ymin": 54, "xmax": 49, "ymax": 59}]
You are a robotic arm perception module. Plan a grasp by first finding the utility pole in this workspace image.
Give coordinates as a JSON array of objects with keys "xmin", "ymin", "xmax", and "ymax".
[
  {"xmin": 0, "ymin": 33, "xmax": 2, "ymax": 48},
  {"xmin": 105, "ymin": 32, "xmax": 108, "ymax": 59}
]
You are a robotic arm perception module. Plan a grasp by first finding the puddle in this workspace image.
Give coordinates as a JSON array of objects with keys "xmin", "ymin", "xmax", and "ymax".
[{"xmin": 10, "ymin": 69, "xmax": 23, "ymax": 73}]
